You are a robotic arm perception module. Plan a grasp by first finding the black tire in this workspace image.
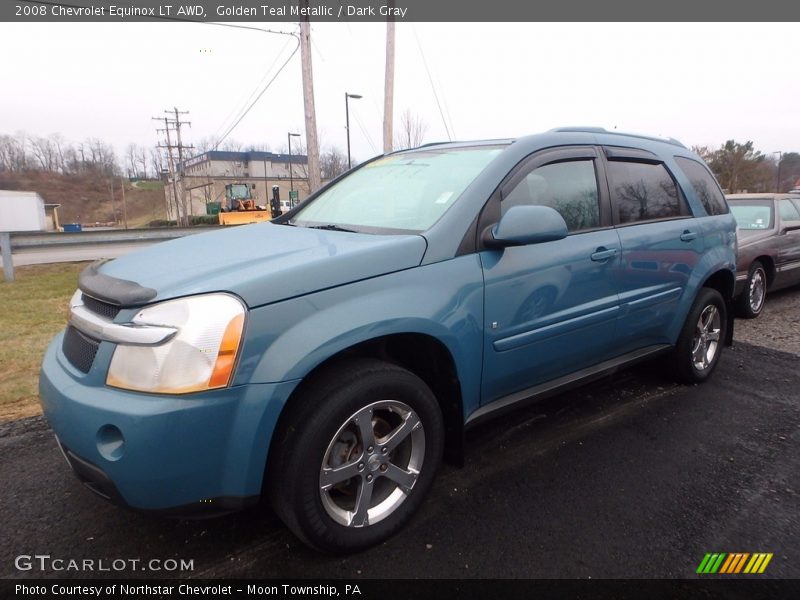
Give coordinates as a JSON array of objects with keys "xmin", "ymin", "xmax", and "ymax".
[
  {"xmin": 267, "ymin": 358, "xmax": 444, "ymax": 553},
  {"xmin": 735, "ymin": 261, "xmax": 767, "ymax": 319},
  {"xmin": 672, "ymin": 287, "xmax": 727, "ymax": 384}
]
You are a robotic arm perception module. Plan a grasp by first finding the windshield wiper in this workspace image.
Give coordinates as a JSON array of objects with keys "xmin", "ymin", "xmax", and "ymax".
[{"xmin": 307, "ymin": 224, "xmax": 358, "ymax": 233}]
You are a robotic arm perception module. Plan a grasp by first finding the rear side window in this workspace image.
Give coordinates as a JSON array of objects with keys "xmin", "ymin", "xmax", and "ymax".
[
  {"xmin": 674, "ymin": 156, "xmax": 728, "ymax": 216},
  {"xmin": 502, "ymin": 159, "xmax": 600, "ymax": 232},
  {"xmin": 607, "ymin": 160, "xmax": 682, "ymax": 224},
  {"xmin": 779, "ymin": 199, "xmax": 800, "ymax": 221}
]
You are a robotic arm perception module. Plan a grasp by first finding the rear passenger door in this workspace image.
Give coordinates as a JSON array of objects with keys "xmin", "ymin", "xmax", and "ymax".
[
  {"xmin": 776, "ymin": 198, "xmax": 800, "ymax": 287},
  {"xmin": 603, "ymin": 147, "xmax": 702, "ymax": 353}
]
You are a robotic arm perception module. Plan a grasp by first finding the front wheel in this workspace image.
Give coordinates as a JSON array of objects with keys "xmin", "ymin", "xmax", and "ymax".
[
  {"xmin": 736, "ymin": 261, "xmax": 767, "ymax": 319},
  {"xmin": 672, "ymin": 287, "xmax": 727, "ymax": 384},
  {"xmin": 268, "ymin": 359, "xmax": 444, "ymax": 553}
]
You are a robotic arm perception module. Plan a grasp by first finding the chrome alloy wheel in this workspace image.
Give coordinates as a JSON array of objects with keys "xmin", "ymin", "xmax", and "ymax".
[
  {"xmin": 319, "ymin": 400, "xmax": 425, "ymax": 528},
  {"xmin": 691, "ymin": 304, "xmax": 721, "ymax": 371},
  {"xmin": 748, "ymin": 268, "xmax": 766, "ymax": 314}
]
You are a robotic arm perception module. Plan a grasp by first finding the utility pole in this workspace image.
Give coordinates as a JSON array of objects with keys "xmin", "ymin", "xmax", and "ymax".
[
  {"xmin": 120, "ymin": 176, "xmax": 128, "ymax": 229},
  {"xmin": 383, "ymin": 3, "xmax": 395, "ymax": 154},
  {"xmin": 153, "ymin": 109, "xmax": 193, "ymax": 226},
  {"xmin": 154, "ymin": 116, "xmax": 181, "ymax": 225},
  {"xmin": 171, "ymin": 107, "xmax": 193, "ymax": 225},
  {"xmin": 300, "ymin": 14, "xmax": 321, "ymax": 193},
  {"xmin": 108, "ymin": 178, "xmax": 117, "ymax": 226}
]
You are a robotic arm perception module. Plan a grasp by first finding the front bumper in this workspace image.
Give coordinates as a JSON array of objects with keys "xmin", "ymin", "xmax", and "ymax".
[{"xmin": 39, "ymin": 331, "xmax": 299, "ymax": 513}]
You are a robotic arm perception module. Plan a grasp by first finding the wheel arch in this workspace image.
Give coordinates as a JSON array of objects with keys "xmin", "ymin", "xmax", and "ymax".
[
  {"xmin": 752, "ymin": 255, "xmax": 776, "ymax": 287},
  {"xmin": 700, "ymin": 268, "xmax": 735, "ymax": 346},
  {"xmin": 264, "ymin": 332, "xmax": 466, "ymax": 496}
]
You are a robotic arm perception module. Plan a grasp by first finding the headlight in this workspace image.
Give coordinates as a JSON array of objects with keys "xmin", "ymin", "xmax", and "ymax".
[{"xmin": 106, "ymin": 294, "xmax": 246, "ymax": 394}]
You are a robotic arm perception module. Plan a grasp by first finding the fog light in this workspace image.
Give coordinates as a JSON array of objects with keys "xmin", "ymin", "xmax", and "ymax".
[{"xmin": 96, "ymin": 425, "xmax": 125, "ymax": 461}]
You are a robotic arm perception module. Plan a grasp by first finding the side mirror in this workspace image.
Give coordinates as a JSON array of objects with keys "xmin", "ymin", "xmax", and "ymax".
[{"xmin": 485, "ymin": 205, "xmax": 568, "ymax": 248}]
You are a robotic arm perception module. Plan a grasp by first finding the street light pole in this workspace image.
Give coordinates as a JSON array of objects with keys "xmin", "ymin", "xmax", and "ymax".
[
  {"xmin": 288, "ymin": 132, "xmax": 301, "ymax": 207},
  {"xmin": 345, "ymin": 92, "xmax": 362, "ymax": 169},
  {"xmin": 773, "ymin": 151, "xmax": 783, "ymax": 193}
]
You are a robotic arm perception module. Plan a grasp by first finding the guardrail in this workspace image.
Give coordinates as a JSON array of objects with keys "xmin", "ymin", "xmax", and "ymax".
[{"xmin": 0, "ymin": 226, "xmax": 222, "ymax": 282}]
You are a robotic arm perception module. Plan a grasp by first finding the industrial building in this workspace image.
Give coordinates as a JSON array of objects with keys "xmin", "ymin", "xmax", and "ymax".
[
  {"xmin": 0, "ymin": 190, "xmax": 60, "ymax": 231},
  {"xmin": 171, "ymin": 150, "xmax": 311, "ymax": 219}
]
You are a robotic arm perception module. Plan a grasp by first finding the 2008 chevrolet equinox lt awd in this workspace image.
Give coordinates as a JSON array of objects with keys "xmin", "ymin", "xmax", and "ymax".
[{"xmin": 40, "ymin": 128, "xmax": 737, "ymax": 552}]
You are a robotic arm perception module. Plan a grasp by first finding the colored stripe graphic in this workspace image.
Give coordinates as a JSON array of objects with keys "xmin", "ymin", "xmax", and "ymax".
[
  {"xmin": 719, "ymin": 554, "xmax": 735, "ymax": 573},
  {"xmin": 696, "ymin": 554, "xmax": 713, "ymax": 574},
  {"xmin": 699, "ymin": 553, "xmax": 727, "ymax": 574},
  {"xmin": 710, "ymin": 553, "xmax": 726, "ymax": 573},
  {"xmin": 700, "ymin": 552, "xmax": 773, "ymax": 574},
  {"xmin": 758, "ymin": 553, "xmax": 773, "ymax": 573}
]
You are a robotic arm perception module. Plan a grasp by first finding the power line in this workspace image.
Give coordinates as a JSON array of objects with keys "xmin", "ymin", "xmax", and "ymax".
[
  {"xmin": 211, "ymin": 36, "xmax": 294, "ymax": 143},
  {"xmin": 193, "ymin": 22, "xmax": 300, "ymax": 150},
  {"xmin": 352, "ymin": 109, "xmax": 378, "ymax": 155},
  {"xmin": 412, "ymin": 26, "xmax": 452, "ymax": 141},
  {"xmin": 213, "ymin": 36, "xmax": 301, "ymax": 149}
]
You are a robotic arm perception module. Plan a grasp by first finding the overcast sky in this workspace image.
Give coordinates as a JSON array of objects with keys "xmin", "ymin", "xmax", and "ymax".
[{"xmin": 2, "ymin": 22, "xmax": 797, "ymax": 163}]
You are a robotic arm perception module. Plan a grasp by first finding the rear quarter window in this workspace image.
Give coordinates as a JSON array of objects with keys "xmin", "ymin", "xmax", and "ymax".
[{"xmin": 674, "ymin": 156, "xmax": 728, "ymax": 216}]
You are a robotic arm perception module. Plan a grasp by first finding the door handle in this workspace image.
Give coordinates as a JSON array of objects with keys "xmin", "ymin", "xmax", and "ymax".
[
  {"xmin": 680, "ymin": 230, "xmax": 698, "ymax": 242},
  {"xmin": 591, "ymin": 247, "xmax": 618, "ymax": 262}
]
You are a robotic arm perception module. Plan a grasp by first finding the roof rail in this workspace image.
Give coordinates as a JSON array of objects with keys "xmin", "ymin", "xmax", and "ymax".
[
  {"xmin": 549, "ymin": 126, "xmax": 608, "ymax": 134},
  {"xmin": 547, "ymin": 126, "xmax": 686, "ymax": 148}
]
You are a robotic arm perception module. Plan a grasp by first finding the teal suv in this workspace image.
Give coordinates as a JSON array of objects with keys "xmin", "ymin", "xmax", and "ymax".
[{"xmin": 40, "ymin": 128, "xmax": 737, "ymax": 552}]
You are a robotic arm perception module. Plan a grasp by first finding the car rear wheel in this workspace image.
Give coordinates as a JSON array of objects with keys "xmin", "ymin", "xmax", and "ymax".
[
  {"xmin": 268, "ymin": 359, "xmax": 444, "ymax": 553},
  {"xmin": 736, "ymin": 261, "xmax": 767, "ymax": 319},
  {"xmin": 672, "ymin": 287, "xmax": 727, "ymax": 384}
]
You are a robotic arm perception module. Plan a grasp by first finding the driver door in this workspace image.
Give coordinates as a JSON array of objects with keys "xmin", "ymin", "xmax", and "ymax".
[{"xmin": 480, "ymin": 147, "xmax": 622, "ymax": 404}]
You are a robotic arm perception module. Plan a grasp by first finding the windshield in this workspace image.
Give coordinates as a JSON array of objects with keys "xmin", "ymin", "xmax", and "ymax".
[
  {"xmin": 290, "ymin": 146, "xmax": 504, "ymax": 233},
  {"xmin": 729, "ymin": 200, "xmax": 774, "ymax": 232}
]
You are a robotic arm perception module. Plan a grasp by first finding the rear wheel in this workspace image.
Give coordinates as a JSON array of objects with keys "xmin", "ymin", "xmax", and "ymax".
[
  {"xmin": 268, "ymin": 359, "xmax": 444, "ymax": 553},
  {"xmin": 736, "ymin": 261, "xmax": 767, "ymax": 319},
  {"xmin": 672, "ymin": 287, "xmax": 727, "ymax": 384}
]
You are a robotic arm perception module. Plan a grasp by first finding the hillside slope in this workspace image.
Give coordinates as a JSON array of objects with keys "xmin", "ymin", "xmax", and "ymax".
[{"xmin": 0, "ymin": 171, "xmax": 166, "ymax": 227}]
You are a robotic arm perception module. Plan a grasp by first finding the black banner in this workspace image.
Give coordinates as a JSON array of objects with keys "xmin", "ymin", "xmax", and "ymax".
[
  {"xmin": 3, "ymin": 0, "xmax": 800, "ymax": 22},
  {"xmin": 3, "ymin": 579, "xmax": 800, "ymax": 600}
]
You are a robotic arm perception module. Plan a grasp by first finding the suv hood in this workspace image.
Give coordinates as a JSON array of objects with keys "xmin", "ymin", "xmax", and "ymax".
[{"xmin": 94, "ymin": 223, "xmax": 428, "ymax": 308}]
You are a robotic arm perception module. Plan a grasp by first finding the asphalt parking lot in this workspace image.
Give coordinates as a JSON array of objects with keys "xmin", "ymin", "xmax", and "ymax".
[{"xmin": 1, "ymin": 289, "xmax": 799, "ymax": 580}]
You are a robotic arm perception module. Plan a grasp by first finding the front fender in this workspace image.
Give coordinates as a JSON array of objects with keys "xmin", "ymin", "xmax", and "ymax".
[{"xmin": 233, "ymin": 255, "xmax": 485, "ymax": 418}]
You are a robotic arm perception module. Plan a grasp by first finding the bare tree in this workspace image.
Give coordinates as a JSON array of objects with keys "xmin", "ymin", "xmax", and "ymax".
[
  {"xmin": 194, "ymin": 136, "xmax": 217, "ymax": 154},
  {"xmin": 320, "ymin": 146, "xmax": 347, "ymax": 180},
  {"xmin": 220, "ymin": 139, "xmax": 244, "ymax": 152},
  {"xmin": 0, "ymin": 133, "xmax": 29, "ymax": 171},
  {"xmin": 30, "ymin": 136, "xmax": 58, "ymax": 171},
  {"xmin": 245, "ymin": 143, "xmax": 271, "ymax": 152},
  {"xmin": 52, "ymin": 133, "xmax": 68, "ymax": 173},
  {"xmin": 137, "ymin": 146, "xmax": 148, "ymax": 179},
  {"xmin": 393, "ymin": 109, "xmax": 428, "ymax": 150},
  {"xmin": 126, "ymin": 144, "xmax": 139, "ymax": 178},
  {"xmin": 149, "ymin": 147, "xmax": 165, "ymax": 178}
]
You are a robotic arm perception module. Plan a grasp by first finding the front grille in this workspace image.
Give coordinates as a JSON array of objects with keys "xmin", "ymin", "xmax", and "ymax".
[
  {"xmin": 81, "ymin": 293, "xmax": 121, "ymax": 319},
  {"xmin": 62, "ymin": 325, "xmax": 100, "ymax": 373}
]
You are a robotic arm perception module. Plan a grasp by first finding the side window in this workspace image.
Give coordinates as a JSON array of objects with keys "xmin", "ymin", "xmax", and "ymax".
[
  {"xmin": 607, "ymin": 160, "xmax": 682, "ymax": 224},
  {"xmin": 502, "ymin": 159, "xmax": 600, "ymax": 232},
  {"xmin": 674, "ymin": 156, "xmax": 728, "ymax": 216},
  {"xmin": 779, "ymin": 199, "xmax": 800, "ymax": 221}
]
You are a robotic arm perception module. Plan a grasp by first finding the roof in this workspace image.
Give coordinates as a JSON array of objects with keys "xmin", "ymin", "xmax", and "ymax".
[
  {"xmin": 726, "ymin": 194, "xmax": 799, "ymax": 201},
  {"xmin": 182, "ymin": 150, "xmax": 308, "ymax": 170},
  {"xmin": 396, "ymin": 127, "xmax": 690, "ymax": 158},
  {"xmin": 0, "ymin": 190, "xmax": 46, "ymax": 202}
]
